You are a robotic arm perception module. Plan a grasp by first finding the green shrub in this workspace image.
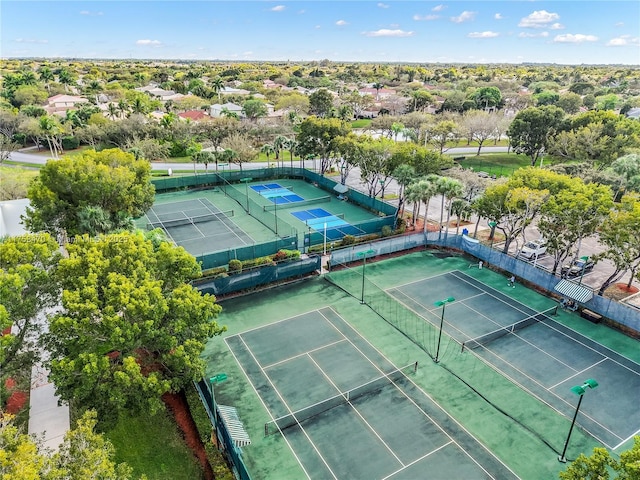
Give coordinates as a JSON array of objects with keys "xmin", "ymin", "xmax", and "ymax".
[
  {"xmin": 241, "ymin": 256, "xmax": 274, "ymax": 269},
  {"xmin": 381, "ymin": 225, "xmax": 392, "ymax": 237},
  {"xmin": 201, "ymin": 266, "xmax": 228, "ymax": 278},
  {"xmin": 12, "ymin": 133, "xmax": 27, "ymax": 146},
  {"xmin": 271, "ymin": 249, "xmax": 301, "ymax": 262},
  {"xmin": 228, "ymin": 259, "xmax": 242, "ymax": 272},
  {"xmin": 341, "ymin": 235, "xmax": 356, "ymax": 246},
  {"xmin": 61, "ymin": 136, "xmax": 80, "ymax": 150}
]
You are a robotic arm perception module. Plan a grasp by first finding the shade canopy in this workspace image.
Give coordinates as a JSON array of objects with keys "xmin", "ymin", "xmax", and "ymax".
[
  {"xmin": 333, "ymin": 183, "xmax": 349, "ymax": 194},
  {"xmin": 554, "ymin": 279, "xmax": 593, "ymax": 303}
]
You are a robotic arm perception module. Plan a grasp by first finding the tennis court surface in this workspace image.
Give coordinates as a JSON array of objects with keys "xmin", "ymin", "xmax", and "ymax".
[
  {"xmin": 291, "ymin": 207, "xmax": 365, "ymax": 240},
  {"xmin": 226, "ymin": 307, "xmax": 518, "ymax": 480},
  {"xmin": 144, "ymin": 198, "xmax": 253, "ymax": 253},
  {"xmin": 388, "ymin": 270, "xmax": 640, "ymax": 450}
]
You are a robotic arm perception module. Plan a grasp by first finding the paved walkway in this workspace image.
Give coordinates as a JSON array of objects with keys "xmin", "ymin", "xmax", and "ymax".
[{"xmin": 28, "ymin": 362, "xmax": 69, "ymax": 451}]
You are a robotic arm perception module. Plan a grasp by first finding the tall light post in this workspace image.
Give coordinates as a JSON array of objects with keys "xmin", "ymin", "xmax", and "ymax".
[
  {"xmin": 433, "ymin": 297, "xmax": 455, "ymax": 363},
  {"xmin": 558, "ymin": 379, "xmax": 598, "ymax": 463},
  {"xmin": 209, "ymin": 373, "xmax": 228, "ymax": 425},
  {"xmin": 357, "ymin": 249, "xmax": 375, "ymax": 304},
  {"xmin": 240, "ymin": 177, "xmax": 252, "ymax": 213},
  {"xmin": 578, "ymin": 256, "xmax": 590, "ymax": 286}
]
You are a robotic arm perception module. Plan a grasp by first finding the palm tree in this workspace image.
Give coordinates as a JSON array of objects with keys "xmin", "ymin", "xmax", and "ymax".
[
  {"xmin": 284, "ymin": 138, "xmax": 298, "ymax": 168},
  {"xmin": 273, "ymin": 135, "xmax": 289, "ymax": 167},
  {"xmin": 106, "ymin": 103, "xmax": 119, "ymax": 120},
  {"xmin": 193, "ymin": 151, "xmax": 214, "ymax": 173},
  {"xmin": 117, "ymin": 99, "xmax": 129, "ymax": 118},
  {"xmin": 406, "ymin": 178, "xmax": 437, "ymax": 231},
  {"xmin": 210, "ymin": 77, "xmax": 224, "ymax": 101},
  {"xmin": 261, "ymin": 143, "xmax": 275, "ymax": 162},
  {"xmin": 372, "ymin": 82, "xmax": 384, "ymax": 101},
  {"xmin": 38, "ymin": 115, "xmax": 63, "ymax": 159},
  {"xmin": 39, "ymin": 66, "xmax": 54, "ymax": 92},
  {"xmin": 20, "ymin": 71, "xmax": 38, "ymax": 86},
  {"xmin": 57, "ymin": 68, "xmax": 75, "ymax": 92},
  {"xmin": 130, "ymin": 97, "xmax": 147, "ymax": 115},
  {"xmin": 393, "ymin": 164, "xmax": 416, "ymax": 219},
  {"xmin": 437, "ymin": 177, "xmax": 464, "ymax": 237},
  {"xmin": 391, "ymin": 122, "xmax": 405, "ymax": 141},
  {"xmin": 85, "ymin": 80, "xmax": 103, "ymax": 104}
]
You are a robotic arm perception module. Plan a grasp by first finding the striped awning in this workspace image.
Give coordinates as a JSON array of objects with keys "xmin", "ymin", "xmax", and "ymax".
[
  {"xmin": 218, "ymin": 405, "xmax": 251, "ymax": 448},
  {"xmin": 554, "ymin": 279, "xmax": 593, "ymax": 303}
]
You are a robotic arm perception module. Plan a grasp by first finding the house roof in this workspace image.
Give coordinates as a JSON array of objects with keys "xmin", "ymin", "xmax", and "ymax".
[
  {"xmin": 178, "ymin": 110, "xmax": 209, "ymax": 121},
  {"xmin": 47, "ymin": 94, "xmax": 88, "ymax": 104}
]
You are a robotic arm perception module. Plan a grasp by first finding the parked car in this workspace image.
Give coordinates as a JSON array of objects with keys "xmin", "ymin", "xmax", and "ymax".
[
  {"xmin": 520, "ymin": 239, "xmax": 547, "ymax": 259},
  {"xmin": 561, "ymin": 258, "xmax": 595, "ymax": 278}
]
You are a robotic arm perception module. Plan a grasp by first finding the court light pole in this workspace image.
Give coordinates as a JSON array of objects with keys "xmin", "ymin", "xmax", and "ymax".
[
  {"xmin": 558, "ymin": 379, "xmax": 598, "ymax": 463},
  {"xmin": 209, "ymin": 373, "xmax": 228, "ymax": 426},
  {"xmin": 433, "ymin": 297, "xmax": 455, "ymax": 363},
  {"xmin": 578, "ymin": 256, "xmax": 589, "ymax": 286},
  {"xmin": 357, "ymin": 249, "xmax": 375, "ymax": 304}
]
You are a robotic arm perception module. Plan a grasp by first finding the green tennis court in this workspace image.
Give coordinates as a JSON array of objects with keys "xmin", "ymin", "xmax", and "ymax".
[
  {"xmin": 386, "ymin": 270, "xmax": 640, "ymax": 450},
  {"xmin": 225, "ymin": 307, "xmax": 518, "ymax": 479}
]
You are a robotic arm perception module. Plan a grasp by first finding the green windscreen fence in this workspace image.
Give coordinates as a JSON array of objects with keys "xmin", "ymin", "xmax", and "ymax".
[
  {"xmin": 196, "ymin": 236, "xmax": 298, "ymax": 270},
  {"xmin": 325, "ymin": 262, "xmax": 440, "ymax": 361}
]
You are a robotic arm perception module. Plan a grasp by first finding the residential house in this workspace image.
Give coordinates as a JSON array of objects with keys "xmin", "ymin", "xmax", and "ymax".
[
  {"xmin": 178, "ymin": 110, "xmax": 211, "ymax": 122},
  {"xmin": 210, "ymin": 102, "xmax": 244, "ymax": 118},
  {"xmin": 44, "ymin": 94, "xmax": 89, "ymax": 116}
]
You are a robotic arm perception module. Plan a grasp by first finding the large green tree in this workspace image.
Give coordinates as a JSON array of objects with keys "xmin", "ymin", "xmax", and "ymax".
[
  {"xmin": 0, "ymin": 410, "xmax": 133, "ymax": 479},
  {"xmin": 0, "ymin": 234, "xmax": 60, "ymax": 384},
  {"xmin": 24, "ymin": 148, "xmax": 154, "ymax": 237},
  {"xmin": 45, "ymin": 232, "xmax": 224, "ymax": 420},
  {"xmin": 559, "ymin": 436, "xmax": 640, "ymax": 480},
  {"xmin": 596, "ymin": 193, "xmax": 640, "ymax": 294},
  {"xmin": 507, "ymin": 106, "xmax": 565, "ymax": 166},
  {"xmin": 296, "ymin": 116, "xmax": 350, "ymax": 174},
  {"xmin": 308, "ymin": 88, "xmax": 335, "ymax": 118}
]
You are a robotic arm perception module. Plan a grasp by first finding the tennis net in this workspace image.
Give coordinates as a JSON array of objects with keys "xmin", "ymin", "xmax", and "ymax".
[
  {"xmin": 263, "ymin": 195, "xmax": 331, "ymax": 211},
  {"xmin": 462, "ymin": 306, "xmax": 557, "ymax": 351},
  {"xmin": 147, "ymin": 210, "xmax": 234, "ymax": 230},
  {"xmin": 264, "ymin": 361, "xmax": 417, "ymax": 436}
]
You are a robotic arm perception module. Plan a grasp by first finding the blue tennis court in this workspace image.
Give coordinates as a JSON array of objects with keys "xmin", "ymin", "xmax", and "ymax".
[
  {"xmin": 251, "ymin": 183, "xmax": 304, "ymax": 204},
  {"xmin": 292, "ymin": 208, "xmax": 365, "ymax": 240}
]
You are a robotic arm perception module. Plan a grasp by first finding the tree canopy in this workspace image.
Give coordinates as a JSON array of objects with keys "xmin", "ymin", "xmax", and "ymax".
[
  {"xmin": 44, "ymin": 231, "xmax": 224, "ymax": 420},
  {"xmin": 24, "ymin": 148, "xmax": 154, "ymax": 237}
]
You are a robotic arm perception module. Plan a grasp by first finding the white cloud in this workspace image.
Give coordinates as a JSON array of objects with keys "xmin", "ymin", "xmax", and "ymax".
[
  {"xmin": 518, "ymin": 10, "xmax": 560, "ymax": 28},
  {"xmin": 549, "ymin": 23, "xmax": 564, "ymax": 30},
  {"xmin": 363, "ymin": 29, "xmax": 415, "ymax": 37},
  {"xmin": 432, "ymin": 4, "xmax": 446, "ymax": 12},
  {"xmin": 413, "ymin": 14, "xmax": 439, "ymax": 21},
  {"xmin": 450, "ymin": 11, "xmax": 476, "ymax": 23},
  {"xmin": 553, "ymin": 33, "xmax": 598, "ymax": 43},
  {"xmin": 270, "ymin": 5, "xmax": 285, "ymax": 12},
  {"xmin": 377, "ymin": 3, "xmax": 389, "ymax": 8},
  {"xmin": 518, "ymin": 31, "xmax": 549, "ymax": 38},
  {"xmin": 615, "ymin": 22, "xmax": 624, "ymax": 27},
  {"xmin": 15, "ymin": 38, "xmax": 48, "ymax": 44},
  {"xmin": 80, "ymin": 10, "xmax": 103, "ymax": 16},
  {"xmin": 494, "ymin": 13, "xmax": 503, "ymax": 20},
  {"xmin": 468, "ymin": 31, "xmax": 499, "ymax": 38},
  {"xmin": 336, "ymin": 20, "xmax": 348, "ymax": 26},
  {"xmin": 315, "ymin": 25, "xmax": 321, "ymax": 29},
  {"xmin": 136, "ymin": 39, "xmax": 162, "ymax": 46},
  {"xmin": 243, "ymin": 51, "xmax": 253, "ymax": 56},
  {"xmin": 606, "ymin": 35, "xmax": 640, "ymax": 46}
]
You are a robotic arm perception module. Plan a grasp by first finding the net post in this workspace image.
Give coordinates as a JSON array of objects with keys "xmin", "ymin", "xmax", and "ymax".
[
  {"xmin": 264, "ymin": 424, "xmax": 268, "ymax": 437},
  {"xmin": 461, "ymin": 342, "xmax": 466, "ymax": 353},
  {"xmin": 552, "ymin": 305, "xmax": 558, "ymax": 316},
  {"xmin": 413, "ymin": 361, "xmax": 418, "ymax": 373}
]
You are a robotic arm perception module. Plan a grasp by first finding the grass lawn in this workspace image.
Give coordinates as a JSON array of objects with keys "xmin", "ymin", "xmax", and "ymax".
[
  {"xmin": 351, "ymin": 119, "xmax": 372, "ymax": 128},
  {"xmin": 0, "ymin": 166, "xmax": 39, "ymax": 200},
  {"xmin": 455, "ymin": 153, "xmax": 535, "ymax": 177},
  {"xmin": 105, "ymin": 405, "xmax": 207, "ymax": 480}
]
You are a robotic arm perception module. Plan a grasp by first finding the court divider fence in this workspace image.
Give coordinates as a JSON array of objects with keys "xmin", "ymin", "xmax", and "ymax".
[
  {"xmin": 193, "ymin": 379, "xmax": 252, "ymax": 480},
  {"xmin": 194, "ymin": 256, "xmax": 321, "ymax": 296},
  {"xmin": 196, "ymin": 237, "xmax": 299, "ymax": 271}
]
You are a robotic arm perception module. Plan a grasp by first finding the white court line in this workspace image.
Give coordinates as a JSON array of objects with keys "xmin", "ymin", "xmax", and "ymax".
[
  {"xmin": 224, "ymin": 337, "xmax": 312, "ymax": 480},
  {"xmin": 236, "ymin": 334, "xmax": 339, "ymax": 480},
  {"xmin": 318, "ymin": 308, "xmax": 507, "ymax": 480},
  {"xmin": 197, "ymin": 198, "xmax": 251, "ymax": 245},
  {"xmin": 469, "ymin": 343, "xmax": 622, "ymax": 446},
  {"xmin": 262, "ymin": 338, "xmax": 347, "ymax": 370},
  {"xmin": 549, "ymin": 358, "xmax": 608, "ymax": 390},
  {"xmin": 380, "ymin": 441, "xmax": 454, "ymax": 480}
]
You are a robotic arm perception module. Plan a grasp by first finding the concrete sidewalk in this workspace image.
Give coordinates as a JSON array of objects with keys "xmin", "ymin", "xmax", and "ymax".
[{"xmin": 28, "ymin": 361, "xmax": 69, "ymax": 451}]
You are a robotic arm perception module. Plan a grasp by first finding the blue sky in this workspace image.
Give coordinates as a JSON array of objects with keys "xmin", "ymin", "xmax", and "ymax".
[{"xmin": 2, "ymin": 1, "xmax": 639, "ymax": 65}]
